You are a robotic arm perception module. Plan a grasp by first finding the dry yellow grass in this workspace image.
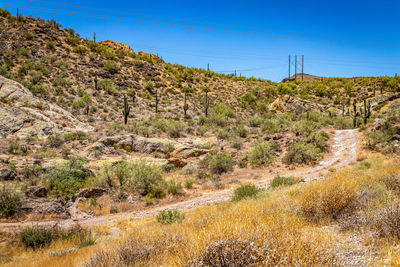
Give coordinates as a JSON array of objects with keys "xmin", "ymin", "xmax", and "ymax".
[{"xmin": 4, "ymin": 154, "xmax": 400, "ymax": 267}]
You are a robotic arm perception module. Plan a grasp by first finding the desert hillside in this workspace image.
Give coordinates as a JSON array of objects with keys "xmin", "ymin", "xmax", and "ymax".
[{"xmin": 0, "ymin": 7, "xmax": 400, "ymax": 267}]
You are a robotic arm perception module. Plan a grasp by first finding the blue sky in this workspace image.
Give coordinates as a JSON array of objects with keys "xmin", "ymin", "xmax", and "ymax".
[{"xmin": 3, "ymin": 0, "xmax": 400, "ymax": 81}]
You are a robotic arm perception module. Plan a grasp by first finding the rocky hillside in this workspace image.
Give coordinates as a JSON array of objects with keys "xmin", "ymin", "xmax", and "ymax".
[
  {"xmin": 0, "ymin": 76, "xmax": 93, "ymax": 138},
  {"xmin": 1, "ymin": 8, "xmax": 398, "ymax": 134},
  {"xmin": 0, "ymin": 7, "xmax": 400, "ymax": 230}
]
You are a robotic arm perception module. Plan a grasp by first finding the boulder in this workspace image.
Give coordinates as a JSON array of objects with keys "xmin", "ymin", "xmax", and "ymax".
[
  {"xmin": 170, "ymin": 146, "xmax": 208, "ymax": 159},
  {"xmin": 22, "ymin": 199, "xmax": 67, "ymax": 215},
  {"xmin": 0, "ymin": 76, "xmax": 94, "ymax": 138},
  {"xmin": 97, "ymin": 134, "xmax": 178, "ymax": 154},
  {"xmin": 167, "ymin": 158, "xmax": 187, "ymax": 168},
  {"xmin": 393, "ymin": 134, "xmax": 400, "ymax": 141},
  {"xmin": 373, "ymin": 118, "xmax": 386, "ymax": 126},
  {"xmin": 99, "ymin": 40, "xmax": 134, "ymax": 54},
  {"xmin": 0, "ymin": 168, "xmax": 17, "ymax": 181},
  {"xmin": 27, "ymin": 186, "xmax": 47, "ymax": 198},
  {"xmin": 75, "ymin": 187, "xmax": 107, "ymax": 198}
]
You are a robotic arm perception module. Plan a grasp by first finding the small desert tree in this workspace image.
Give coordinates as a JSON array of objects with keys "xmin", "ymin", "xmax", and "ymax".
[
  {"xmin": 82, "ymin": 93, "xmax": 92, "ymax": 116},
  {"xmin": 127, "ymin": 88, "xmax": 136, "ymax": 105}
]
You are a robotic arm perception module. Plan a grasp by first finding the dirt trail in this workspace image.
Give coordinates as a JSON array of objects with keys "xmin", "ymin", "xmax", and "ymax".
[{"xmin": 0, "ymin": 129, "xmax": 359, "ymax": 231}]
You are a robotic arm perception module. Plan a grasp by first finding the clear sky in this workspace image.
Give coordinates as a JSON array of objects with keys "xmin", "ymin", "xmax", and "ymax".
[{"xmin": 2, "ymin": 0, "xmax": 400, "ymax": 81}]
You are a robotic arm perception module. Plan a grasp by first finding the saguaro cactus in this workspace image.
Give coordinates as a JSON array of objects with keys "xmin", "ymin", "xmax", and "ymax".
[
  {"xmin": 202, "ymin": 86, "xmax": 210, "ymax": 117},
  {"xmin": 94, "ymin": 75, "xmax": 98, "ymax": 90},
  {"xmin": 182, "ymin": 86, "xmax": 192, "ymax": 117},
  {"xmin": 122, "ymin": 95, "xmax": 130, "ymax": 124},
  {"xmin": 155, "ymin": 89, "xmax": 159, "ymax": 113},
  {"xmin": 183, "ymin": 93, "xmax": 189, "ymax": 117},
  {"xmin": 353, "ymin": 101, "xmax": 358, "ymax": 128},
  {"xmin": 363, "ymin": 100, "xmax": 368, "ymax": 124}
]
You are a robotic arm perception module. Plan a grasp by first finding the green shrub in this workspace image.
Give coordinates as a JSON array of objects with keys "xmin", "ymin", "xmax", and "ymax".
[
  {"xmin": 271, "ymin": 176, "xmax": 296, "ymax": 188},
  {"xmin": 204, "ymin": 104, "xmax": 235, "ymax": 127},
  {"xmin": 332, "ymin": 116, "xmax": 354, "ymax": 129},
  {"xmin": 184, "ymin": 178, "xmax": 195, "ymax": 189},
  {"xmin": 156, "ymin": 209, "xmax": 185, "ymax": 224},
  {"xmin": 30, "ymin": 84, "xmax": 47, "ymax": 95},
  {"xmin": 165, "ymin": 120, "xmax": 185, "ymax": 138},
  {"xmin": 99, "ymin": 79, "xmax": 119, "ymax": 95},
  {"xmin": 20, "ymin": 226, "xmax": 53, "ymax": 249},
  {"xmin": 51, "ymin": 76, "xmax": 72, "ymax": 87},
  {"xmin": 229, "ymin": 137, "xmax": 243, "ymax": 150},
  {"xmin": 217, "ymin": 129, "xmax": 231, "ymax": 140},
  {"xmin": 127, "ymin": 161, "xmax": 165, "ymax": 197},
  {"xmin": 78, "ymin": 234, "xmax": 96, "ymax": 248},
  {"xmin": 0, "ymin": 186, "xmax": 22, "ymax": 218},
  {"xmin": 103, "ymin": 60, "xmax": 121, "ymax": 74},
  {"xmin": 201, "ymin": 153, "xmax": 234, "ymax": 174},
  {"xmin": 65, "ymin": 34, "xmax": 80, "ymax": 46},
  {"xmin": 283, "ymin": 142, "xmax": 323, "ymax": 165},
  {"xmin": 63, "ymin": 131, "xmax": 89, "ymax": 141},
  {"xmin": 239, "ymin": 92, "xmax": 257, "ymax": 107},
  {"xmin": 248, "ymin": 116, "xmax": 263, "ymax": 127},
  {"xmin": 167, "ymin": 179, "xmax": 183, "ymax": 195},
  {"xmin": 261, "ymin": 118, "xmax": 282, "ymax": 134},
  {"xmin": 306, "ymin": 131, "xmax": 329, "ymax": 152},
  {"xmin": 291, "ymin": 120, "xmax": 320, "ymax": 136},
  {"xmin": 44, "ymin": 157, "xmax": 90, "ymax": 199},
  {"xmin": 28, "ymin": 70, "xmax": 42, "ymax": 85},
  {"xmin": 46, "ymin": 40, "xmax": 56, "ymax": 51},
  {"xmin": 246, "ymin": 141, "xmax": 275, "ymax": 168},
  {"xmin": 277, "ymin": 82, "xmax": 297, "ymax": 96},
  {"xmin": 235, "ymin": 124, "xmax": 248, "ymax": 138},
  {"xmin": 232, "ymin": 184, "xmax": 260, "ymax": 201},
  {"xmin": 46, "ymin": 134, "xmax": 64, "ymax": 148},
  {"xmin": 73, "ymin": 45, "xmax": 89, "ymax": 55}
]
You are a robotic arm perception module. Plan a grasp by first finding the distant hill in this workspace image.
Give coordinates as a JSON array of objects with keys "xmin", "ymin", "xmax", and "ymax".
[{"xmin": 282, "ymin": 73, "xmax": 325, "ymax": 83}]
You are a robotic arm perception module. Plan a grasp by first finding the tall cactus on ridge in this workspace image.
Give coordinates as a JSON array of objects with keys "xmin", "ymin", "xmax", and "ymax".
[
  {"xmin": 202, "ymin": 86, "xmax": 210, "ymax": 117},
  {"xmin": 182, "ymin": 86, "xmax": 192, "ymax": 117},
  {"xmin": 155, "ymin": 88, "xmax": 159, "ymax": 113},
  {"xmin": 122, "ymin": 95, "xmax": 130, "ymax": 124}
]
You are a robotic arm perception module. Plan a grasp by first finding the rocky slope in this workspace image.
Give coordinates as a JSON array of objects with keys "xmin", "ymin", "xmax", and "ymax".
[{"xmin": 0, "ymin": 75, "xmax": 93, "ymax": 139}]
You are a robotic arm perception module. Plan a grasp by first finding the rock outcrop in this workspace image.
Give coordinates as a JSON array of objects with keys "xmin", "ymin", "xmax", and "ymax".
[
  {"xmin": 99, "ymin": 40, "xmax": 134, "ymax": 54},
  {"xmin": 0, "ymin": 167, "xmax": 18, "ymax": 181},
  {"xmin": 0, "ymin": 76, "xmax": 94, "ymax": 138},
  {"xmin": 26, "ymin": 186, "xmax": 47, "ymax": 198},
  {"xmin": 269, "ymin": 95, "xmax": 324, "ymax": 114},
  {"xmin": 75, "ymin": 187, "xmax": 107, "ymax": 198}
]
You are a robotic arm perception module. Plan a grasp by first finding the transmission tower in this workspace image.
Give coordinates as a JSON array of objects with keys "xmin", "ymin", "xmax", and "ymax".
[{"xmin": 288, "ymin": 55, "xmax": 304, "ymax": 81}]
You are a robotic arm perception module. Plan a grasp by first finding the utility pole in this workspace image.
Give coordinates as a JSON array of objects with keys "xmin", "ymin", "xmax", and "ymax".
[
  {"xmin": 302, "ymin": 55, "xmax": 304, "ymax": 81},
  {"xmin": 94, "ymin": 32, "xmax": 96, "ymax": 43},
  {"xmin": 207, "ymin": 63, "xmax": 209, "ymax": 71},
  {"xmin": 234, "ymin": 70, "xmax": 236, "ymax": 77},
  {"xmin": 288, "ymin": 55, "xmax": 291, "ymax": 81},
  {"xmin": 295, "ymin": 56, "xmax": 297, "ymax": 81}
]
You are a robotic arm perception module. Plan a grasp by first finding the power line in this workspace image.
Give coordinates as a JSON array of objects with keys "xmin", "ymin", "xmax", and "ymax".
[
  {"xmin": 214, "ymin": 65, "xmax": 278, "ymax": 73},
  {"xmin": 27, "ymin": 0, "xmax": 400, "ymax": 45},
  {"xmin": 2, "ymin": 3, "xmax": 400, "ymax": 47}
]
